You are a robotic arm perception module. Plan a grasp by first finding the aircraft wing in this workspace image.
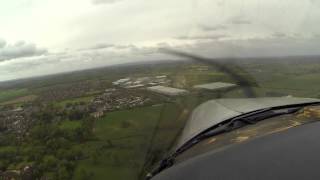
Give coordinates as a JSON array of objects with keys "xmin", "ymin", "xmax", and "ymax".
[{"xmin": 176, "ymin": 97, "xmax": 320, "ymax": 150}]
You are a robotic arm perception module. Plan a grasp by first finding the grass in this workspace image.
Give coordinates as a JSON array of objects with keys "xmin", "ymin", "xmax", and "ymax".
[
  {"xmin": 73, "ymin": 105, "xmax": 163, "ymax": 180},
  {"xmin": 0, "ymin": 89, "xmax": 29, "ymax": 103},
  {"xmin": 251, "ymin": 71, "xmax": 320, "ymax": 98},
  {"xmin": 0, "ymin": 95, "xmax": 37, "ymax": 105},
  {"xmin": 72, "ymin": 104, "xmax": 185, "ymax": 180},
  {"xmin": 54, "ymin": 96, "xmax": 94, "ymax": 107},
  {"xmin": 59, "ymin": 120, "xmax": 82, "ymax": 130}
]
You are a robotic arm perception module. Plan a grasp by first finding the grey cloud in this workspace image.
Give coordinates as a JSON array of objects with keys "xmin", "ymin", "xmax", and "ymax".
[
  {"xmin": 184, "ymin": 36, "xmax": 320, "ymax": 58},
  {"xmin": 128, "ymin": 45, "xmax": 160, "ymax": 56},
  {"xmin": 137, "ymin": 43, "xmax": 174, "ymax": 55},
  {"xmin": 229, "ymin": 16, "xmax": 251, "ymax": 25},
  {"xmin": 199, "ymin": 24, "xmax": 228, "ymax": 31},
  {"xmin": 0, "ymin": 39, "xmax": 6, "ymax": 48},
  {"xmin": 79, "ymin": 43, "xmax": 115, "ymax": 51},
  {"xmin": 114, "ymin": 44, "xmax": 137, "ymax": 49},
  {"xmin": 310, "ymin": 0, "xmax": 320, "ymax": 6},
  {"xmin": 14, "ymin": 40, "xmax": 26, "ymax": 47},
  {"xmin": 91, "ymin": 43, "xmax": 114, "ymax": 50},
  {"xmin": 156, "ymin": 42, "xmax": 171, "ymax": 48},
  {"xmin": 79, "ymin": 43, "xmax": 138, "ymax": 51},
  {"xmin": 49, "ymin": 51, "xmax": 68, "ymax": 56},
  {"xmin": 92, "ymin": 0, "xmax": 123, "ymax": 5},
  {"xmin": 176, "ymin": 34, "xmax": 228, "ymax": 40},
  {"xmin": 272, "ymin": 32, "xmax": 286, "ymax": 38},
  {"xmin": 292, "ymin": 33, "xmax": 302, "ymax": 38},
  {"xmin": 1, "ymin": 55, "xmax": 61, "ymax": 73},
  {"xmin": 23, "ymin": 58, "xmax": 60, "ymax": 68},
  {"xmin": 216, "ymin": 0, "xmax": 225, "ymax": 6},
  {"xmin": 0, "ymin": 40, "xmax": 48, "ymax": 62}
]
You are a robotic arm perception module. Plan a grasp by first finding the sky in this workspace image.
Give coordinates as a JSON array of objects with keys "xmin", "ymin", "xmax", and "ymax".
[{"xmin": 0, "ymin": 0, "xmax": 320, "ymax": 81}]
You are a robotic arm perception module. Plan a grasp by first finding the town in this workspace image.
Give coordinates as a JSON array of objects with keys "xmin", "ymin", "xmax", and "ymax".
[{"xmin": 0, "ymin": 72, "xmax": 239, "ymax": 138}]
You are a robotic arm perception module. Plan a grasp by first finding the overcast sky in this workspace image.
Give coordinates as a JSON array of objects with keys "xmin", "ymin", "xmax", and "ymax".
[{"xmin": 0, "ymin": 0, "xmax": 320, "ymax": 81}]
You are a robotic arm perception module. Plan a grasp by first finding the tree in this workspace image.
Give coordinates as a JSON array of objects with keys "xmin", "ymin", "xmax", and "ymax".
[
  {"xmin": 73, "ymin": 118, "xmax": 95, "ymax": 142},
  {"xmin": 42, "ymin": 155, "xmax": 58, "ymax": 170},
  {"xmin": 57, "ymin": 166, "xmax": 70, "ymax": 180},
  {"xmin": 111, "ymin": 153, "xmax": 121, "ymax": 166},
  {"xmin": 70, "ymin": 146, "xmax": 83, "ymax": 160},
  {"xmin": 59, "ymin": 160, "xmax": 75, "ymax": 172},
  {"xmin": 68, "ymin": 109, "xmax": 85, "ymax": 121},
  {"xmin": 120, "ymin": 120, "xmax": 132, "ymax": 128},
  {"xmin": 0, "ymin": 160, "xmax": 9, "ymax": 171},
  {"xmin": 79, "ymin": 168, "xmax": 93, "ymax": 180},
  {"xmin": 91, "ymin": 151, "xmax": 100, "ymax": 165}
]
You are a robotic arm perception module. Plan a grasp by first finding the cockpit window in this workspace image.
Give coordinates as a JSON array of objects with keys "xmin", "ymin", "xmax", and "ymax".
[{"xmin": 0, "ymin": 0, "xmax": 320, "ymax": 179}]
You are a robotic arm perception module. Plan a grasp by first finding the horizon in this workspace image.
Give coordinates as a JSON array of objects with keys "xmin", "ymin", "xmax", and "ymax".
[{"xmin": 1, "ymin": 54, "xmax": 320, "ymax": 83}]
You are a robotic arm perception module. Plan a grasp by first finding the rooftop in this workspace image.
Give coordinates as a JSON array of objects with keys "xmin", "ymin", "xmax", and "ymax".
[
  {"xmin": 147, "ymin": 86, "xmax": 188, "ymax": 96},
  {"xmin": 193, "ymin": 82, "xmax": 237, "ymax": 91},
  {"xmin": 125, "ymin": 84, "xmax": 145, "ymax": 89},
  {"xmin": 112, "ymin": 78, "xmax": 131, "ymax": 85}
]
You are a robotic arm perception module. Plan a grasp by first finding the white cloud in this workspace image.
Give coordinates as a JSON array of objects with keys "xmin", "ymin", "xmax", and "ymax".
[
  {"xmin": 199, "ymin": 24, "xmax": 228, "ymax": 31},
  {"xmin": 92, "ymin": 0, "xmax": 124, "ymax": 5},
  {"xmin": 229, "ymin": 16, "xmax": 251, "ymax": 25},
  {"xmin": 0, "ymin": 39, "xmax": 6, "ymax": 48},
  {"xmin": 272, "ymin": 32, "xmax": 287, "ymax": 38},
  {"xmin": 0, "ymin": 39, "xmax": 47, "ymax": 62},
  {"xmin": 176, "ymin": 34, "xmax": 229, "ymax": 41}
]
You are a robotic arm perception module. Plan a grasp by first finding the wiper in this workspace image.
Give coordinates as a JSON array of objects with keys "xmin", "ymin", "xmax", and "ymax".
[{"xmin": 147, "ymin": 103, "xmax": 317, "ymax": 179}]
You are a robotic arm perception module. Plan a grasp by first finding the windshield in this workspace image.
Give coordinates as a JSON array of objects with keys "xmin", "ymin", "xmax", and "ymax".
[{"xmin": 0, "ymin": 0, "xmax": 320, "ymax": 180}]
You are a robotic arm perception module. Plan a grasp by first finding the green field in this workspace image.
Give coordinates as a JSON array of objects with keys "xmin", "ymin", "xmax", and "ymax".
[
  {"xmin": 0, "ymin": 88, "xmax": 29, "ymax": 103},
  {"xmin": 55, "ymin": 96, "xmax": 94, "ymax": 108},
  {"xmin": 72, "ymin": 103, "xmax": 184, "ymax": 180},
  {"xmin": 59, "ymin": 120, "xmax": 82, "ymax": 130}
]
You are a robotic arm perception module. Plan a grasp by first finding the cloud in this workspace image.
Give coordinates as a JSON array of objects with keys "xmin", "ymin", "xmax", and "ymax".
[
  {"xmin": 216, "ymin": 0, "xmax": 225, "ymax": 6},
  {"xmin": 92, "ymin": 0, "xmax": 123, "ymax": 5},
  {"xmin": 199, "ymin": 24, "xmax": 228, "ymax": 31},
  {"xmin": 183, "ymin": 35, "xmax": 320, "ymax": 58},
  {"xmin": 310, "ymin": 0, "xmax": 320, "ymax": 6},
  {"xmin": 0, "ymin": 54, "xmax": 62, "ymax": 74},
  {"xmin": 114, "ymin": 44, "xmax": 137, "ymax": 50},
  {"xmin": 156, "ymin": 42, "xmax": 171, "ymax": 48},
  {"xmin": 2, "ymin": 0, "xmax": 320, "ymax": 81},
  {"xmin": 229, "ymin": 16, "xmax": 251, "ymax": 25},
  {"xmin": 176, "ymin": 34, "xmax": 229, "ymax": 41},
  {"xmin": 272, "ymin": 32, "xmax": 287, "ymax": 38},
  {"xmin": 79, "ymin": 43, "xmax": 139, "ymax": 51},
  {"xmin": 0, "ymin": 40, "xmax": 48, "ymax": 62},
  {"xmin": 0, "ymin": 39, "xmax": 6, "ymax": 48},
  {"xmin": 79, "ymin": 43, "xmax": 115, "ymax": 51}
]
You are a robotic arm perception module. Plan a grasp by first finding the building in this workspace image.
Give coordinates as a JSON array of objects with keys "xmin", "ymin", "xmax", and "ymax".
[
  {"xmin": 105, "ymin": 88, "xmax": 116, "ymax": 92},
  {"xmin": 125, "ymin": 84, "xmax": 145, "ymax": 89},
  {"xmin": 156, "ymin": 75, "xmax": 167, "ymax": 79},
  {"xmin": 193, "ymin": 82, "xmax": 237, "ymax": 91},
  {"xmin": 91, "ymin": 111, "xmax": 104, "ymax": 118},
  {"xmin": 112, "ymin": 78, "xmax": 131, "ymax": 85},
  {"xmin": 147, "ymin": 86, "xmax": 188, "ymax": 96}
]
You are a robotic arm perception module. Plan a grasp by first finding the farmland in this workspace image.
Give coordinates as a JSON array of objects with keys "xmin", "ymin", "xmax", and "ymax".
[{"xmin": 0, "ymin": 89, "xmax": 29, "ymax": 104}]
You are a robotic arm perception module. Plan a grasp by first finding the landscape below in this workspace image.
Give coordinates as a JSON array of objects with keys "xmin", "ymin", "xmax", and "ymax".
[{"xmin": 0, "ymin": 57, "xmax": 320, "ymax": 180}]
